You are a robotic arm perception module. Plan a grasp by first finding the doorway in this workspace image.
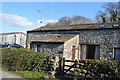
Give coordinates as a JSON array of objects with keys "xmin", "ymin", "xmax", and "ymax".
[
  {"xmin": 86, "ymin": 45, "xmax": 100, "ymax": 59},
  {"xmin": 72, "ymin": 46, "xmax": 75, "ymax": 60}
]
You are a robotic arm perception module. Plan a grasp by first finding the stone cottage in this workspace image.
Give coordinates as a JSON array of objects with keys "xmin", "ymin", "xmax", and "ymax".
[
  {"xmin": 0, "ymin": 32, "xmax": 26, "ymax": 48},
  {"xmin": 27, "ymin": 22, "xmax": 120, "ymax": 60}
]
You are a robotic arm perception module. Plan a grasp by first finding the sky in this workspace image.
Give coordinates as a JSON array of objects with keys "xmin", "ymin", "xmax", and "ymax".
[{"xmin": 0, "ymin": 1, "xmax": 119, "ymax": 33}]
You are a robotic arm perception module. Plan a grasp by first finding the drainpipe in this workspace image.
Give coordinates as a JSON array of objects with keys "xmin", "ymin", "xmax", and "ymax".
[
  {"xmin": 20, "ymin": 33, "xmax": 22, "ymax": 46},
  {"xmin": 2, "ymin": 36, "xmax": 4, "ymax": 43},
  {"xmin": 34, "ymin": 44, "xmax": 37, "ymax": 52},
  {"xmin": 14, "ymin": 35, "xmax": 16, "ymax": 44},
  {"xmin": 78, "ymin": 35, "xmax": 80, "ymax": 60}
]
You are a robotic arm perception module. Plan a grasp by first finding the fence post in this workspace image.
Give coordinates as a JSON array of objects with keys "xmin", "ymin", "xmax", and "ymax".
[
  {"xmin": 74, "ymin": 60, "xmax": 78, "ymax": 68},
  {"xmin": 60, "ymin": 58, "xmax": 65, "ymax": 75}
]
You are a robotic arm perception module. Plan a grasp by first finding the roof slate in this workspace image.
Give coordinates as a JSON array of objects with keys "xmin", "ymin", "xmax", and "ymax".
[
  {"xmin": 31, "ymin": 35, "xmax": 76, "ymax": 42},
  {"xmin": 29, "ymin": 22, "xmax": 120, "ymax": 32}
]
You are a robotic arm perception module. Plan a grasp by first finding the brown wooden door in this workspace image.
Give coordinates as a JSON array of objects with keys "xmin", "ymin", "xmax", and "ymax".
[{"xmin": 72, "ymin": 46, "xmax": 75, "ymax": 60}]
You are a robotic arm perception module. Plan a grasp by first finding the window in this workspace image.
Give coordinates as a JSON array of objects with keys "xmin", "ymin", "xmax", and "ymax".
[
  {"xmin": 114, "ymin": 48, "xmax": 120, "ymax": 60},
  {"xmin": 37, "ymin": 45, "xmax": 41, "ymax": 52},
  {"xmin": 112, "ymin": 24, "xmax": 119, "ymax": 27},
  {"xmin": 81, "ymin": 44, "xmax": 100, "ymax": 60},
  {"xmin": 86, "ymin": 45, "xmax": 100, "ymax": 59},
  {"xmin": 98, "ymin": 25, "xmax": 105, "ymax": 28},
  {"xmin": 81, "ymin": 45, "xmax": 87, "ymax": 59},
  {"xmin": 94, "ymin": 46, "xmax": 100, "ymax": 60}
]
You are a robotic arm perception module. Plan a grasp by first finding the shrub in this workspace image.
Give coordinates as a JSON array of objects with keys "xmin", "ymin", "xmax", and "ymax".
[
  {"xmin": 74, "ymin": 59, "xmax": 120, "ymax": 79},
  {"xmin": 1, "ymin": 48, "xmax": 52, "ymax": 71}
]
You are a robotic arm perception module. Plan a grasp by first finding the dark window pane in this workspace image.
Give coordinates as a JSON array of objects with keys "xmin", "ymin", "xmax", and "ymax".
[{"xmin": 114, "ymin": 48, "xmax": 120, "ymax": 60}]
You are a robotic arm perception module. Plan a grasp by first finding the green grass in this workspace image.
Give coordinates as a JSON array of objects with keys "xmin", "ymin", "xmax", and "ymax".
[
  {"xmin": 13, "ymin": 71, "xmax": 54, "ymax": 79},
  {"xmin": 2, "ymin": 67, "xmax": 54, "ymax": 80}
]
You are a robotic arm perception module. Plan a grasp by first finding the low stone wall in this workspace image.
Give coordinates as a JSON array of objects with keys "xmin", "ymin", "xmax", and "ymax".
[{"xmin": 40, "ymin": 56, "xmax": 60, "ymax": 77}]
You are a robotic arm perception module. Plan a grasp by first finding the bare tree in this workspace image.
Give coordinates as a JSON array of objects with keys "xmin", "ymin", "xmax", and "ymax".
[
  {"xmin": 118, "ymin": 1, "xmax": 120, "ymax": 21},
  {"xmin": 96, "ymin": 2, "xmax": 119, "ymax": 22},
  {"xmin": 58, "ymin": 16, "xmax": 71, "ymax": 25},
  {"xmin": 96, "ymin": 11, "xmax": 110, "ymax": 22},
  {"xmin": 46, "ymin": 16, "xmax": 95, "ymax": 27},
  {"xmin": 71, "ymin": 16, "xmax": 94, "ymax": 24},
  {"xmin": 102, "ymin": 2, "xmax": 118, "ymax": 22},
  {"xmin": 57, "ymin": 16, "xmax": 95, "ymax": 25}
]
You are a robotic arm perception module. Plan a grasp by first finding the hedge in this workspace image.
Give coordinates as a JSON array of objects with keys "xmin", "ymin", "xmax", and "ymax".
[
  {"xmin": 74, "ymin": 59, "xmax": 120, "ymax": 79},
  {"xmin": 1, "ymin": 48, "xmax": 51, "ymax": 71}
]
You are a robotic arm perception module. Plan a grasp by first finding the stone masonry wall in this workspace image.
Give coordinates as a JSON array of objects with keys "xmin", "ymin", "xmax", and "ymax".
[
  {"xmin": 31, "ymin": 42, "xmax": 64, "ymax": 55},
  {"xmin": 27, "ymin": 32, "xmax": 48, "ymax": 48},
  {"xmin": 80, "ymin": 34, "xmax": 120, "ymax": 60}
]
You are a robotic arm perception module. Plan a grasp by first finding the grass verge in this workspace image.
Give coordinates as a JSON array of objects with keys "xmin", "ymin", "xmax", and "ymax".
[{"xmin": 1, "ymin": 67, "xmax": 54, "ymax": 80}]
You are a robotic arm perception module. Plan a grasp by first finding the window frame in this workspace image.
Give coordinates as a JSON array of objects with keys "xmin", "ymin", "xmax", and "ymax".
[
  {"xmin": 114, "ymin": 47, "xmax": 120, "ymax": 60},
  {"xmin": 80, "ymin": 43, "xmax": 100, "ymax": 60}
]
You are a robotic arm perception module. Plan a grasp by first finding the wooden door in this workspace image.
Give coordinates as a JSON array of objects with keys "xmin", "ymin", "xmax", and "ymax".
[{"xmin": 72, "ymin": 46, "xmax": 75, "ymax": 60}]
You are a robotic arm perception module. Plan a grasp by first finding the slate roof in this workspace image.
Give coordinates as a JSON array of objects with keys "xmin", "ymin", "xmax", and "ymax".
[
  {"xmin": 29, "ymin": 22, "xmax": 120, "ymax": 32},
  {"xmin": 31, "ymin": 35, "xmax": 76, "ymax": 43}
]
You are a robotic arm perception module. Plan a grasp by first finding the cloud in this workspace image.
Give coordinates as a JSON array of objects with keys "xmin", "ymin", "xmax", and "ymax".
[
  {"xmin": 37, "ymin": 20, "xmax": 58, "ymax": 26},
  {"xmin": 0, "ymin": 13, "xmax": 58, "ymax": 28},
  {"xmin": 0, "ymin": 13, "xmax": 34, "ymax": 27},
  {"xmin": 41, "ymin": 20, "xmax": 58, "ymax": 23},
  {"xmin": 35, "ymin": 20, "xmax": 58, "ymax": 27}
]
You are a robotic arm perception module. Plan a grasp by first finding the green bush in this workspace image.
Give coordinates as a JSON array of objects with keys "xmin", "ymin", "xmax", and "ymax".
[{"xmin": 1, "ymin": 48, "xmax": 51, "ymax": 71}]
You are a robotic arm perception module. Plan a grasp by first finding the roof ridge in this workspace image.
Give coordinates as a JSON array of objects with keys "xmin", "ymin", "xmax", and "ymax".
[{"xmin": 28, "ymin": 22, "xmax": 119, "ymax": 32}]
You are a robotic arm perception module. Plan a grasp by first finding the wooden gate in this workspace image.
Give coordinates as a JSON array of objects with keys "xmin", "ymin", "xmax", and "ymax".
[
  {"xmin": 59, "ymin": 58, "xmax": 119, "ymax": 79},
  {"xmin": 59, "ymin": 58, "xmax": 92, "ymax": 77}
]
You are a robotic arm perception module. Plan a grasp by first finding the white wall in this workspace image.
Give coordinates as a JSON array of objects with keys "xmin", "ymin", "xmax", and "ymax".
[
  {"xmin": 63, "ymin": 35, "xmax": 80, "ymax": 60},
  {"xmin": 0, "ymin": 33, "xmax": 26, "ymax": 48}
]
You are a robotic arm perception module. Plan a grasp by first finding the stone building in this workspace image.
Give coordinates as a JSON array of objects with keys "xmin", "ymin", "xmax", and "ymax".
[
  {"xmin": 27, "ymin": 22, "xmax": 120, "ymax": 60},
  {"xmin": 0, "ymin": 32, "xmax": 26, "ymax": 47}
]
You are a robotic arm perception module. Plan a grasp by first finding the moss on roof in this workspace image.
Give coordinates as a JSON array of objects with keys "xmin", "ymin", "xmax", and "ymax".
[{"xmin": 29, "ymin": 22, "xmax": 119, "ymax": 32}]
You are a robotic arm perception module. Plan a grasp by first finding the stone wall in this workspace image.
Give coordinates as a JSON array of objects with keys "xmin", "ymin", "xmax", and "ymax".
[
  {"xmin": 79, "ymin": 34, "xmax": 120, "ymax": 60},
  {"xmin": 27, "ymin": 28, "xmax": 120, "ymax": 60},
  {"xmin": 27, "ymin": 32, "xmax": 48, "ymax": 48},
  {"xmin": 31, "ymin": 42, "xmax": 64, "ymax": 55}
]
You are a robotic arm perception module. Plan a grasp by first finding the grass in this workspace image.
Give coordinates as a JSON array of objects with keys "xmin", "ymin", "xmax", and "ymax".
[{"xmin": 1, "ymin": 67, "xmax": 55, "ymax": 80}]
